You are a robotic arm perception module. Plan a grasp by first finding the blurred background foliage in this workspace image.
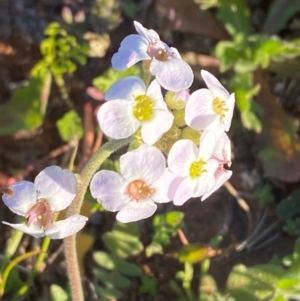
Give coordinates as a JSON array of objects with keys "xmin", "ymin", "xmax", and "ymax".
[{"xmin": 1, "ymin": 0, "xmax": 300, "ymax": 300}]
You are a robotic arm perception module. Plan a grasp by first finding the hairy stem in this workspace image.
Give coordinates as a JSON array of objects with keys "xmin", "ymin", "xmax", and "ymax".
[{"xmin": 64, "ymin": 137, "xmax": 131, "ymax": 301}]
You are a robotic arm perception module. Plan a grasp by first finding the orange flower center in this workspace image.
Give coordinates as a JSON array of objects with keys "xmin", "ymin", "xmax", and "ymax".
[{"xmin": 126, "ymin": 179, "xmax": 154, "ymax": 201}]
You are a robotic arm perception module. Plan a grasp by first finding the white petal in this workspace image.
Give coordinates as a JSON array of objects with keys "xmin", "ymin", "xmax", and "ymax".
[
  {"xmin": 185, "ymin": 89, "xmax": 217, "ymax": 131},
  {"xmin": 224, "ymin": 93, "xmax": 235, "ymax": 132},
  {"xmin": 105, "ymin": 76, "xmax": 146, "ymax": 102},
  {"xmin": 173, "ymin": 177, "xmax": 195, "ymax": 206},
  {"xmin": 97, "ymin": 100, "xmax": 139, "ymax": 139},
  {"xmin": 146, "ymin": 80, "xmax": 167, "ymax": 110},
  {"xmin": 120, "ymin": 144, "xmax": 166, "ymax": 183},
  {"xmin": 2, "ymin": 181, "xmax": 36, "ymax": 216},
  {"xmin": 112, "ymin": 35, "xmax": 150, "ymax": 70},
  {"xmin": 90, "ymin": 170, "xmax": 129, "ymax": 212},
  {"xmin": 202, "ymin": 169, "xmax": 232, "ymax": 201},
  {"xmin": 168, "ymin": 139, "xmax": 198, "ymax": 177},
  {"xmin": 141, "ymin": 109, "xmax": 173, "ymax": 145},
  {"xmin": 168, "ymin": 47, "xmax": 182, "ymax": 59},
  {"xmin": 201, "ymin": 70, "xmax": 229, "ymax": 100},
  {"xmin": 198, "ymin": 130, "xmax": 217, "ymax": 161},
  {"xmin": 45, "ymin": 215, "xmax": 88, "ymax": 239},
  {"xmin": 194, "ymin": 159, "xmax": 219, "ymax": 197},
  {"xmin": 133, "ymin": 21, "xmax": 160, "ymax": 42},
  {"xmin": 116, "ymin": 199, "xmax": 157, "ymax": 223},
  {"xmin": 151, "ymin": 169, "xmax": 174, "ymax": 203},
  {"xmin": 150, "ymin": 58, "xmax": 194, "ymax": 92},
  {"xmin": 35, "ymin": 166, "xmax": 77, "ymax": 211},
  {"xmin": 2, "ymin": 221, "xmax": 45, "ymax": 238}
]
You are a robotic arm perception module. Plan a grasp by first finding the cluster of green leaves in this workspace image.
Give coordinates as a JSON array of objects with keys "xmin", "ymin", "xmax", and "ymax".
[
  {"xmin": 225, "ymin": 239, "xmax": 300, "ymax": 301},
  {"xmin": 33, "ymin": 22, "xmax": 88, "ymax": 77},
  {"xmin": 93, "ymin": 222, "xmax": 143, "ymax": 299},
  {"xmin": 146, "ymin": 211, "xmax": 184, "ymax": 257}
]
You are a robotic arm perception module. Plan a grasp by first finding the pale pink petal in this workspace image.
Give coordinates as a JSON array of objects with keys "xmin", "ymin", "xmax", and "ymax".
[
  {"xmin": 141, "ymin": 109, "xmax": 173, "ymax": 145},
  {"xmin": 90, "ymin": 170, "xmax": 129, "ymax": 212},
  {"xmin": 173, "ymin": 177, "xmax": 196, "ymax": 206},
  {"xmin": 150, "ymin": 58, "xmax": 193, "ymax": 92},
  {"xmin": 163, "ymin": 169, "xmax": 184, "ymax": 201},
  {"xmin": 116, "ymin": 199, "xmax": 157, "ymax": 223},
  {"xmin": 120, "ymin": 144, "xmax": 165, "ymax": 183},
  {"xmin": 97, "ymin": 100, "xmax": 139, "ymax": 139},
  {"xmin": 45, "ymin": 215, "xmax": 88, "ymax": 239},
  {"xmin": 213, "ymin": 132, "xmax": 231, "ymax": 164},
  {"xmin": 224, "ymin": 93, "xmax": 235, "ymax": 131},
  {"xmin": 185, "ymin": 89, "xmax": 217, "ymax": 131},
  {"xmin": 2, "ymin": 181, "xmax": 36, "ymax": 216},
  {"xmin": 133, "ymin": 21, "xmax": 160, "ymax": 42},
  {"xmin": 202, "ymin": 169, "xmax": 232, "ymax": 201},
  {"xmin": 112, "ymin": 35, "xmax": 150, "ymax": 70},
  {"xmin": 201, "ymin": 70, "xmax": 229, "ymax": 100},
  {"xmin": 105, "ymin": 76, "xmax": 146, "ymax": 102},
  {"xmin": 35, "ymin": 166, "xmax": 77, "ymax": 211},
  {"xmin": 168, "ymin": 140, "xmax": 198, "ymax": 177},
  {"xmin": 2, "ymin": 221, "xmax": 45, "ymax": 238}
]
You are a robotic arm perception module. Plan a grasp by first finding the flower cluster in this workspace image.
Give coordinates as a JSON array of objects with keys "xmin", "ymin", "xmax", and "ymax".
[
  {"xmin": 1, "ymin": 21, "xmax": 235, "ymax": 237},
  {"xmin": 92, "ymin": 21, "xmax": 235, "ymax": 222}
]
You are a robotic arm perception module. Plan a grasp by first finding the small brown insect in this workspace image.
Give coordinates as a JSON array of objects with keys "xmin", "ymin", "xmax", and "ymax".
[{"xmin": 2, "ymin": 188, "xmax": 14, "ymax": 196}]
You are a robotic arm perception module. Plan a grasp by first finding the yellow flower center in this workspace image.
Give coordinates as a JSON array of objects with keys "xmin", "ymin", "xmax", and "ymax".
[
  {"xmin": 212, "ymin": 97, "xmax": 228, "ymax": 120},
  {"xmin": 126, "ymin": 179, "xmax": 154, "ymax": 201},
  {"xmin": 189, "ymin": 159, "xmax": 207, "ymax": 179},
  {"xmin": 133, "ymin": 94, "xmax": 154, "ymax": 121}
]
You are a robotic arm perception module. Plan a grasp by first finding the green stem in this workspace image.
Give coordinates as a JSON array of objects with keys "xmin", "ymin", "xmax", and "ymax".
[
  {"xmin": 11, "ymin": 236, "xmax": 51, "ymax": 301},
  {"xmin": 64, "ymin": 137, "xmax": 131, "ymax": 301},
  {"xmin": 1, "ymin": 250, "xmax": 41, "ymax": 298},
  {"xmin": 54, "ymin": 75, "xmax": 74, "ymax": 109}
]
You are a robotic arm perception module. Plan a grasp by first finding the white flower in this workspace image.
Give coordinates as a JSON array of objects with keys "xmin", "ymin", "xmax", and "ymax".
[
  {"xmin": 111, "ymin": 21, "xmax": 193, "ymax": 92},
  {"xmin": 167, "ymin": 131, "xmax": 220, "ymax": 205},
  {"xmin": 2, "ymin": 166, "xmax": 88, "ymax": 239},
  {"xmin": 185, "ymin": 70, "xmax": 235, "ymax": 132},
  {"xmin": 90, "ymin": 144, "xmax": 171, "ymax": 223},
  {"xmin": 98, "ymin": 76, "xmax": 173, "ymax": 145}
]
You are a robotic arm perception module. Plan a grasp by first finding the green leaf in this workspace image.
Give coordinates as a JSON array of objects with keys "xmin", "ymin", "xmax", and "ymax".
[
  {"xmin": 117, "ymin": 259, "xmax": 142, "ymax": 277},
  {"xmin": 226, "ymin": 264, "xmax": 285, "ymax": 301},
  {"xmin": 96, "ymin": 286, "xmax": 123, "ymax": 299},
  {"xmin": 56, "ymin": 110, "xmax": 83, "ymax": 142},
  {"xmin": 93, "ymin": 65, "xmax": 142, "ymax": 93},
  {"xmin": 277, "ymin": 277, "xmax": 299, "ymax": 290},
  {"xmin": 165, "ymin": 211, "xmax": 184, "ymax": 227},
  {"xmin": 139, "ymin": 275, "xmax": 158, "ymax": 297},
  {"xmin": 102, "ymin": 222, "xmax": 143, "ymax": 258},
  {"xmin": 177, "ymin": 244, "xmax": 210, "ymax": 263},
  {"xmin": 94, "ymin": 268, "xmax": 131, "ymax": 289},
  {"xmin": 93, "ymin": 251, "xmax": 115, "ymax": 270},
  {"xmin": 241, "ymin": 110, "xmax": 262, "ymax": 133},
  {"xmin": 50, "ymin": 284, "xmax": 69, "ymax": 301},
  {"xmin": 217, "ymin": 0, "xmax": 250, "ymax": 37},
  {"xmin": 276, "ymin": 189, "xmax": 300, "ymax": 220},
  {"xmin": 0, "ymin": 76, "xmax": 45, "ymax": 136},
  {"xmin": 263, "ymin": 0, "xmax": 300, "ymax": 35}
]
